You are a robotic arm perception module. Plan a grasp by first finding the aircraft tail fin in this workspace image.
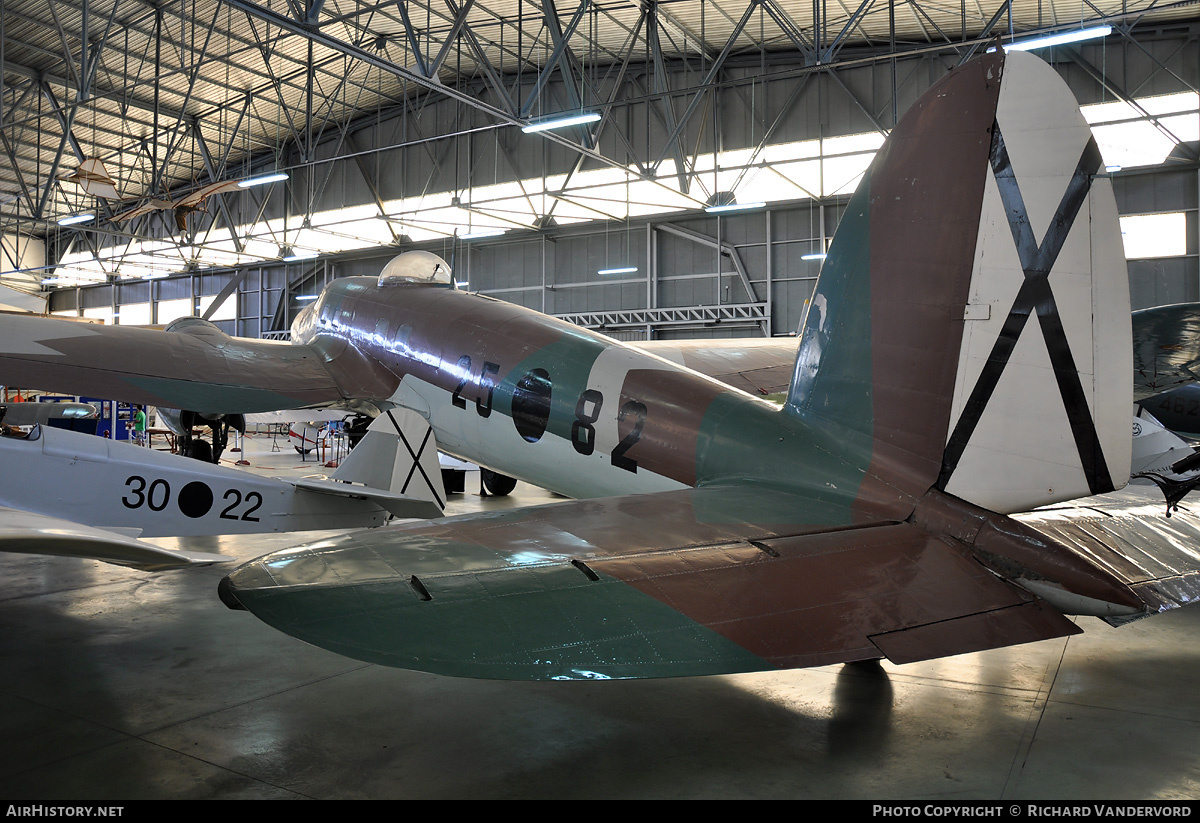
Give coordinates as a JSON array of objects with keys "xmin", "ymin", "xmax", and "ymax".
[
  {"xmin": 328, "ymin": 409, "xmax": 446, "ymax": 516},
  {"xmin": 786, "ymin": 50, "xmax": 1131, "ymax": 514}
]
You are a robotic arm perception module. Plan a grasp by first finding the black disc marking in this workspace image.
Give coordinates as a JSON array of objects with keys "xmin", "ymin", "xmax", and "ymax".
[{"xmin": 178, "ymin": 481, "xmax": 215, "ymax": 519}]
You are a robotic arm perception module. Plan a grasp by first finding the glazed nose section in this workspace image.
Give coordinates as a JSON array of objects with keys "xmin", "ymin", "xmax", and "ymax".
[
  {"xmin": 217, "ymin": 575, "xmax": 246, "ymax": 610},
  {"xmin": 217, "ymin": 551, "xmax": 295, "ymax": 611},
  {"xmin": 217, "ymin": 551, "xmax": 298, "ymax": 611}
]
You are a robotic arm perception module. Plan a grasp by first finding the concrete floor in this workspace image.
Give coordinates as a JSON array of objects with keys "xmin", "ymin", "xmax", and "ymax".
[{"xmin": 1, "ymin": 431, "xmax": 1198, "ymax": 800}]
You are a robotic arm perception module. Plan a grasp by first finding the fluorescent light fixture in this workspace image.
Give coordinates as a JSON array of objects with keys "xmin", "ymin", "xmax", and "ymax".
[
  {"xmin": 521, "ymin": 112, "xmax": 602, "ymax": 133},
  {"xmin": 999, "ymin": 25, "xmax": 1112, "ymax": 52},
  {"xmin": 454, "ymin": 280, "xmax": 469, "ymax": 289},
  {"xmin": 295, "ymin": 294, "xmax": 319, "ymax": 301},
  {"xmin": 41, "ymin": 277, "xmax": 66, "ymax": 285},
  {"xmin": 238, "ymin": 172, "xmax": 289, "ymax": 188},
  {"xmin": 704, "ymin": 201, "xmax": 766, "ymax": 215},
  {"xmin": 282, "ymin": 249, "xmax": 318, "ymax": 262},
  {"xmin": 597, "ymin": 266, "xmax": 639, "ymax": 275},
  {"xmin": 460, "ymin": 228, "xmax": 507, "ymax": 240},
  {"xmin": 58, "ymin": 213, "xmax": 95, "ymax": 226},
  {"xmin": 1105, "ymin": 164, "xmax": 1123, "ymax": 173},
  {"xmin": 801, "ymin": 253, "xmax": 827, "ymax": 261}
]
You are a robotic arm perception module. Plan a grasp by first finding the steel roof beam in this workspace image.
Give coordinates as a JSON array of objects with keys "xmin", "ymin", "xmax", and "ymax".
[
  {"xmin": 191, "ymin": 122, "xmax": 246, "ymax": 253},
  {"xmin": 344, "ymin": 132, "xmax": 404, "ymax": 245},
  {"xmin": 447, "ymin": 2, "xmax": 518, "ymax": 114},
  {"xmin": 0, "ymin": 6, "xmax": 267, "ymax": 117},
  {"xmin": 518, "ymin": 0, "xmax": 591, "ymax": 118},
  {"xmin": 222, "ymin": 0, "xmax": 696, "ymax": 203},
  {"xmin": 1110, "ymin": 20, "xmax": 1199, "ymax": 97},
  {"xmin": 394, "ymin": 0, "xmax": 432, "ymax": 78},
  {"xmin": 649, "ymin": 0, "xmax": 762, "ymax": 172},
  {"xmin": 0, "ymin": 130, "xmax": 39, "ymax": 216},
  {"xmin": 820, "ymin": 0, "xmax": 878, "ymax": 63},
  {"xmin": 647, "ymin": 2, "xmax": 691, "ymax": 193},
  {"xmin": 1066, "ymin": 45, "xmax": 1198, "ymax": 161},
  {"xmin": 427, "ymin": 0, "xmax": 482, "ymax": 78},
  {"xmin": 957, "ymin": 0, "xmax": 1010, "ymax": 64}
]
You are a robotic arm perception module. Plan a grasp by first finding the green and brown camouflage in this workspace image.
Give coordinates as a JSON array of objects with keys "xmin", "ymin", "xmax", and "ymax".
[
  {"xmin": 6, "ymin": 50, "xmax": 1199, "ymax": 681},
  {"xmin": 216, "ymin": 50, "xmax": 1180, "ymax": 680}
]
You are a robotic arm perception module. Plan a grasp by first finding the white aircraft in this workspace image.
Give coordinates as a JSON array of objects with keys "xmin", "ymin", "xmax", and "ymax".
[{"xmin": 0, "ymin": 409, "xmax": 444, "ymax": 570}]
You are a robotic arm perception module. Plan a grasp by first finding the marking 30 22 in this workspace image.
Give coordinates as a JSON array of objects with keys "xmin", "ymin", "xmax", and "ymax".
[{"xmin": 121, "ymin": 475, "xmax": 262, "ymax": 521}]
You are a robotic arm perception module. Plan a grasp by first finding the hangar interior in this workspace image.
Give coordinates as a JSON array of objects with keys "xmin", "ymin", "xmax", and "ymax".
[
  {"xmin": 4, "ymin": 0, "xmax": 1200, "ymax": 338},
  {"xmin": 2, "ymin": 0, "xmax": 1200, "ymax": 801}
]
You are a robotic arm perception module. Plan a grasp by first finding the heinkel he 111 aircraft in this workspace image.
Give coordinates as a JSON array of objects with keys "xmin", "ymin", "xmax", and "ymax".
[{"xmin": 4, "ymin": 49, "xmax": 1200, "ymax": 680}]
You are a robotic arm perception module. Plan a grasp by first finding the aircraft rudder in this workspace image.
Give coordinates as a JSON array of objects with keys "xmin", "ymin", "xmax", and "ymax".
[
  {"xmin": 784, "ymin": 50, "xmax": 1131, "ymax": 514},
  {"xmin": 938, "ymin": 51, "xmax": 1130, "ymax": 512}
]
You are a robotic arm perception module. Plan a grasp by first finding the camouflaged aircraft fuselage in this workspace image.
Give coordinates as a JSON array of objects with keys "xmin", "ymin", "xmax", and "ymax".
[{"xmin": 292, "ymin": 276, "xmax": 876, "ymax": 523}]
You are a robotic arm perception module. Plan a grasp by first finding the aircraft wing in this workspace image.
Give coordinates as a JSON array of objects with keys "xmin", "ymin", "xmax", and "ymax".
[
  {"xmin": 244, "ymin": 409, "xmax": 350, "ymax": 425},
  {"xmin": 175, "ymin": 179, "xmax": 242, "ymax": 207},
  {"xmin": 219, "ymin": 484, "xmax": 1096, "ymax": 679},
  {"xmin": 289, "ymin": 477, "xmax": 444, "ymax": 520},
  {"xmin": 1132, "ymin": 302, "xmax": 1200, "ymax": 399},
  {"xmin": 0, "ymin": 313, "xmax": 398, "ymax": 414},
  {"xmin": 112, "ymin": 198, "xmax": 173, "ymax": 223},
  {"xmin": 0, "ymin": 507, "xmax": 228, "ymax": 571}
]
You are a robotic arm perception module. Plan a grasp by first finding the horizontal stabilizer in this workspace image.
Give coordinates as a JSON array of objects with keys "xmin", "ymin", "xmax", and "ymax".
[
  {"xmin": 633, "ymin": 338, "xmax": 796, "ymax": 397},
  {"xmin": 290, "ymin": 476, "xmax": 443, "ymax": 520},
  {"xmin": 0, "ymin": 507, "xmax": 229, "ymax": 571},
  {"xmin": 1015, "ymin": 487, "xmax": 1200, "ymax": 623}
]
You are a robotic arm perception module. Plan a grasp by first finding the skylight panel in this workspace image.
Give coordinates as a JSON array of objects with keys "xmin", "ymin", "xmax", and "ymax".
[{"xmin": 1120, "ymin": 212, "xmax": 1186, "ymax": 259}]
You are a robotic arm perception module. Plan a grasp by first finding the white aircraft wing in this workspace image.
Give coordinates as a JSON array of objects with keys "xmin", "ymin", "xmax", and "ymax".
[{"xmin": 0, "ymin": 507, "xmax": 228, "ymax": 571}]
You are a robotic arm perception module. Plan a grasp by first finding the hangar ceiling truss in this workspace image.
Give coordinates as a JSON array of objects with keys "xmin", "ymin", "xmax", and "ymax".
[{"xmin": 1, "ymin": 0, "xmax": 1198, "ymax": 285}]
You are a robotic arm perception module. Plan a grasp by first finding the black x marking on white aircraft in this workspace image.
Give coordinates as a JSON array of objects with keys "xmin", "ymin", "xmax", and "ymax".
[
  {"xmin": 938, "ymin": 123, "xmax": 1114, "ymax": 495},
  {"xmin": 386, "ymin": 410, "xmax": 445, "ymax": 510}
]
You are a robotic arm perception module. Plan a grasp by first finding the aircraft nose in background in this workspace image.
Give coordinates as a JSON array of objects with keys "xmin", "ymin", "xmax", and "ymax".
[{"xmin": 217, "ymin": 575, "xmax": 247, "ymax": 610}]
